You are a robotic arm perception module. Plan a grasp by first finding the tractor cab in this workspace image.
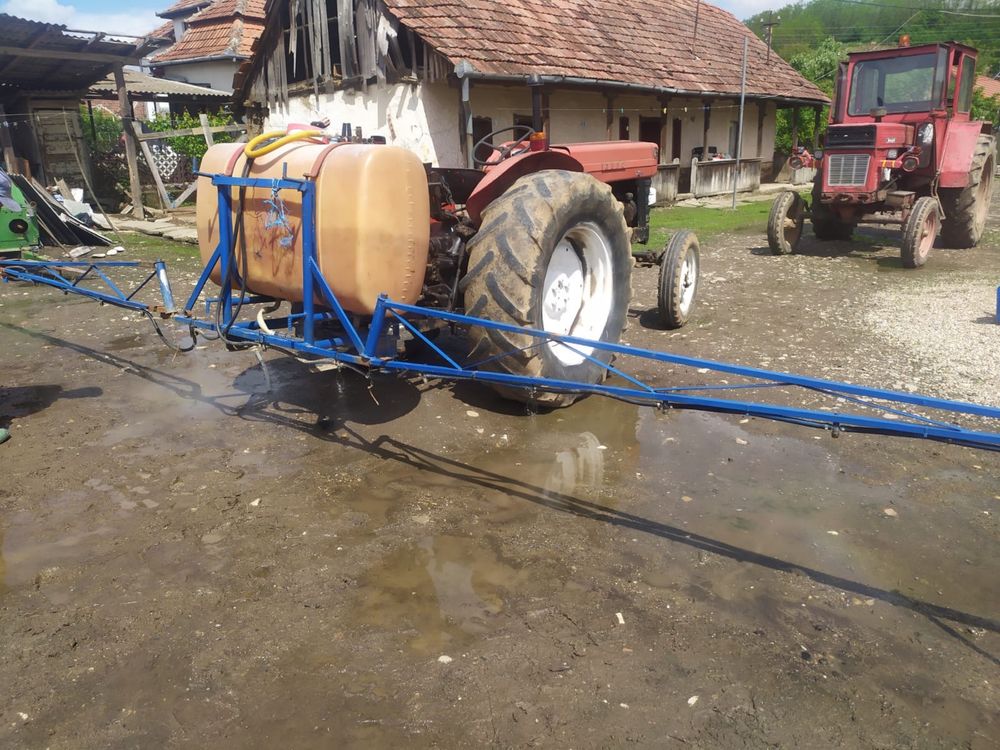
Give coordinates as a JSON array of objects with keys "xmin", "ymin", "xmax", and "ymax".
[{"xmin": 817, "ymin": 40, "xmax": 980, "ymax": 203}]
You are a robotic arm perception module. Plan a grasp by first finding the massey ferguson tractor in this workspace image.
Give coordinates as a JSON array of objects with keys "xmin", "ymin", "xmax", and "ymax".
[{"xmin": 768, "ymin": 40, "xmax": 996, "ymax": 267}]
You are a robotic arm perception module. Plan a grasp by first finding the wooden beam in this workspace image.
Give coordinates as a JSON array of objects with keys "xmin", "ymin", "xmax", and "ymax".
[
  {"xmin": 115, "ymin": 64, "xmax": 145, "ymax": 219},
  {"xmin": 131, "ymin": 120, "xmax": 170, "ymax": 210},
  {"xmin": 135, "ymin": 124, "xmax": 245, "ymax": 142},
  {"xmin": 0, "ymin": 28, "xmax": 48, "ymax": 77},
  {"xmin": 0, "ymin": 45, "xmax": 143, "ymax": 65},
  {"xmin": 790, "ymin": 105, "xmax": 800, "ymax": 150},
  {"xmin": 199, "ymin": 113, "xmax": 215, "ymax": 147},
  {"xmin": 605, "ymin": 94, "xmax": 614, "ymax": 141},
  {"xmin": 701, "ymin": 102, "xmax": 711, "ymax": 161},
  {"xmin": 756, "ymin": 101, "xmax": 766, "ymax": 158}
]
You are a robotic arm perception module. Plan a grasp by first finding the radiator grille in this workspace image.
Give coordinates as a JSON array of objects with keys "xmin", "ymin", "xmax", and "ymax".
[{"xmin": 826, "ymin": 154, "xmax": 870, "ymax": 187}]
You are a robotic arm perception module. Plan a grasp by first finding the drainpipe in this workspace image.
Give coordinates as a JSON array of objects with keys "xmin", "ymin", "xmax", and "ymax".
[{"xmin": 455, "ymin": 60, "xmax": 475, "ymax": 168}]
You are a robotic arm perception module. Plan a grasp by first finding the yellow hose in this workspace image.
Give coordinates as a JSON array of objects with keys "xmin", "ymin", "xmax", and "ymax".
[{"xmin": 244, "ymin": 129, "xmax": 325, "ymax": 159}]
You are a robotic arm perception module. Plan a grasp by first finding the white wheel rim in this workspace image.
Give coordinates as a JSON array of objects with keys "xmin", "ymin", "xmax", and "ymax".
[
  {"xmin": 541, "ymin": 222, "xmax": 614, "ymax": 366},
  {"xmin": 678, "ymin": 249, "xmax": 698, "ymax": 315}
]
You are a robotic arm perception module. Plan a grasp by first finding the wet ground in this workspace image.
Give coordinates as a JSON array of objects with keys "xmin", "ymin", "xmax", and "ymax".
[{"xmin": 1, "ymin": 198, "xmax": 998, "ymax": 748}]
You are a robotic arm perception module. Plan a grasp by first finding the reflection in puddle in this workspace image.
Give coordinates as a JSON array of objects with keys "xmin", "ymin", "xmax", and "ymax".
[{"xmin": 354, "ymin": 535, "xmax": 527, "ymax": 655}]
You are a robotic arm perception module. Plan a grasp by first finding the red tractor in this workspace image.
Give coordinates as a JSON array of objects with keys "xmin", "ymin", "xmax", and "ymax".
[{"xmin": 768, "ymin": 40, "xmax": 996, "ymax": 267}]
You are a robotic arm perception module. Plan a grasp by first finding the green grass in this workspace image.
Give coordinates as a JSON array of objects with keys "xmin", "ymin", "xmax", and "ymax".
[
  {"xmin": 117, "ymin": 231, "xmax": 201, "ymax": 259},
  {"xmin": 643, "ymin": 200, "xmax": 772, "ymax": 248}
]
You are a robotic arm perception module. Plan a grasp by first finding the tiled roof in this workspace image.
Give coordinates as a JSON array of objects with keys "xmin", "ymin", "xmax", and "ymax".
[
  {"xmin": 977, "ymin": 75, "xmax": 1000, "ymax": 99},
  {"xmin": 152, "ymin": 19, "xmax": 263, "ymax": 63},
  {"xmin": 147, "ymin": 20, "xmax": 175, "ymax": 41},
  {"xmin": 190, "ymin": 0, "xmax": 265, "ymax": 22},
  {"xmin": 384, "ymin": 0, "xmax": 828, "ymax": 103},
  {"xmin": 158, "ymin": 0, "xmax": 212, "ymax": 18},
  {"xmin": 151, "ymin": 0, "xmax": 265, "ymax": 65}
]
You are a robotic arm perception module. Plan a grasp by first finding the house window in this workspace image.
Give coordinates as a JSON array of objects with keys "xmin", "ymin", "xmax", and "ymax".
[{"xmin": 618, "ymin": 116, "xmax": 630, "ymax": 140}]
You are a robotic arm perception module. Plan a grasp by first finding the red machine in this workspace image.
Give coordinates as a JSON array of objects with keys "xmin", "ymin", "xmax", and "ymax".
[{"xmin": 768, "ymin": 40, "xmax": 996, "ymax": 267}]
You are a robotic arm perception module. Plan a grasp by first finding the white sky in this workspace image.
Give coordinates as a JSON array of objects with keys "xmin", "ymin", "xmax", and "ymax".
[
  {"xmin": 0, "ymin": 0, "xmax": 160, "ymax": 37},
  {"xmin": 713, "ymin": 0, "xmax": 788, "ymax": 20}
]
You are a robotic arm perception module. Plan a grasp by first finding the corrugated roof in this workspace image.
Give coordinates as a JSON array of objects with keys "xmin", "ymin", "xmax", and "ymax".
[
  {"xmin": 88, "ymin": 69, "xmax": 230, "ymax": 98},
  {"xmin": 0, "ymin": 13, "xmax": 158, "ymax": 92},
  {"xmin": 384, "ymin": 0, "xmax": 828, "ymax": 103},
  {"xmin": 976, "ymin": 75, "xmax": 1000, "ymax": 100}
]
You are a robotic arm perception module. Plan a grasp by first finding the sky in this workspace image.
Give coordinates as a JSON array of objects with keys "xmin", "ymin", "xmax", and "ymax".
[{"xmin": 0, "ymin": 0, "xmax": 788, "ymax": 38}]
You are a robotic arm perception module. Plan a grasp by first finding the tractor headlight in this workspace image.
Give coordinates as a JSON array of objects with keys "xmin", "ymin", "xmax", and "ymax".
[
  {"xmin": 813, "ymin": 149, "xmax": 823, "ymax": 162},
  {"xmin": 886, "ymin": 149, "xmax": 898, "ymax": 159},
  {"xmin": 917, "ymin": 122, "xmax": 934, "ymax": 147},
  {"xmin": 789, "ymin": 155, "xmax": 803, "ymax": 169}
]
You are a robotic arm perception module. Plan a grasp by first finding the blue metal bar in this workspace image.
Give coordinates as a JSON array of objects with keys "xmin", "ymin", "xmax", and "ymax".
[
  {"xmin": 1, "ymin": 264, "xmax": 157, "ymax": 313},
  {"xmin": 155, "ymin": 261, "xmax": 177, "ymax": 313},
  {"xmin": 217, "ymin": 185, "xmax": 233, "ymax": 329},
  {"xmin": 388, "ymin": 309, "xmax": 462, "ymax": 370},
  {"xmin": 384, "ymin": 300, "xmax": 1000, "ymax": 421}
]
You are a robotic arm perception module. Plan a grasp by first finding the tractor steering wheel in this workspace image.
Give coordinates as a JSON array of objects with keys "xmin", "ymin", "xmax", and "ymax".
[{"xmin": 473, "ymin": 125, "xmax": 536, "ymax": 167}]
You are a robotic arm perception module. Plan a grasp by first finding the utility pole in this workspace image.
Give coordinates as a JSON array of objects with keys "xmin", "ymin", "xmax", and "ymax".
[
  {"xmin": 762, "ymin": 12, "xmax": 779, "ymax": 62},
  {"xmin": 732, "ymin": 36, "xmax": 748, "ymax": 209}
]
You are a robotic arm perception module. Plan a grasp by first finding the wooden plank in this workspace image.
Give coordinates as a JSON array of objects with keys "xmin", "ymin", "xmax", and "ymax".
[
  {"xmin": 131, "ymin": 120, "xmax": 170, "ymax": 210},
  {"xmin": 199, "ymin": 114, "xmax": 215, "ymax": 147},
  {"xmin": 135, "ymin": 124, "xmax": 245, "ymax": 142},
  {"xmin": 115, "ymin": 64, "xmax": 145, "ymax": 220}
]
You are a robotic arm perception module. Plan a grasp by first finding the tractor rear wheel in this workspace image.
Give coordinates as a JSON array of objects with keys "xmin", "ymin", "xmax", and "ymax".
[
  {"xmin": 810, "ymin": 178, "xmax": 854, "ymax": 241},
  {"xmin": 939, "ymin": 135, "xmax": 996, "ymax": 248},
  {"xmin": 901, "ymin": 196, "xmax": 939, "ymax": 269},
  {"xmin": 767, "ymin": 191, "xmax": 804, "ymax": 255},
  {"xmin": 461, "ymin": 170, "xmax": 632, "ymax": 407}
]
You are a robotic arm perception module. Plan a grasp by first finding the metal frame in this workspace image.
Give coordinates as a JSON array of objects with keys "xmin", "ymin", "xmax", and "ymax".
[{"xmin": 4, "ymin": 171, "xmax": 1000, "ymax": 452}]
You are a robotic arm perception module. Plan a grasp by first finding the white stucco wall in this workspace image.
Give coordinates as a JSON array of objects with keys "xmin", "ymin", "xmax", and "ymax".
[
  {"xmin": 159, "ymin": 61, "xmax": 239, "ymax": 93},
  {"xmin": 265, "ymin": 81, "xmax": 462, "ymax": 167},
  {"xmin": 260, "ymin": 79, "xmax": 780, "ymax": 169}
]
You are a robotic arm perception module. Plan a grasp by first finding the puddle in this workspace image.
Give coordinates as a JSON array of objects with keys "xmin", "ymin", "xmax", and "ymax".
[{"xmin": 353, "ymin": 534, "xmax": 528, "ymax": 655}]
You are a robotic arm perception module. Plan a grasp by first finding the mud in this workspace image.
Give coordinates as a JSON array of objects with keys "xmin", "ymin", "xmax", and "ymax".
[{"xmin": 1, "ymin": 201, "xmax": 998, "ymax": 748}]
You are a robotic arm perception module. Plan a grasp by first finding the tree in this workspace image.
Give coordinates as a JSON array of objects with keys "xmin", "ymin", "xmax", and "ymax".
[{"xmin": 773, "ymin": 38, "xmax": 847, "ymax": 153}]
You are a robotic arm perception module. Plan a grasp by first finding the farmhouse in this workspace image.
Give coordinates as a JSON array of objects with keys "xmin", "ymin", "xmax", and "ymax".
[{"xmin": 235, "ymin": 0, "xmax": 828, "ymax": 196}]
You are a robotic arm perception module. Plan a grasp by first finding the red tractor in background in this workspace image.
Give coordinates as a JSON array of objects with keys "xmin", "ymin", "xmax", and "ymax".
[{"xmin": 768, "ymin": 40, "xmax": 996, "ymax": 267}]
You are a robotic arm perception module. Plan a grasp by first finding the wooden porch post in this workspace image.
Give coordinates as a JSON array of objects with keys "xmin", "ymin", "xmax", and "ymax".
[
  {"xmin": 605, "ymin": 94, "xmax": 615, "ymax": 140},
  {"xmin": 701, "ymin": 101, "xmax": 711, "ymax": 160},
  {"xmin": 790, "ymin": 105, "xmax": 799, "ymax": 150},
  {"xmin": 115, "ymin": 64, "xmax": 145, "ymax": 219},
  {"xmin": 755, "ymin": 101, "xmax": 766, "ymax": 158}
]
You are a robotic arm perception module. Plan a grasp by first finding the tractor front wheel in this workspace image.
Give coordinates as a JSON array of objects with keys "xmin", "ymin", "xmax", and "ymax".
[
  {"xmin": 811, "ymin": 178, "xmax": 854, "ymax": 241},
  {"xmin": 939, "ymin": 135, "xmax": 996, "ymax": 248},
  {"xmin": 767, "ymin": 191, "xmax": 804, "ymax": 255},
  {"xmin": 657, "ymin": 230, "xmax": 700, "ymax": 329},
  {"xmin": 901, "ymin": 196, "xmax": 939, "ymax": 269},
  {"xmin": 461, "ymin": 170, "xmax": 632, "ymax": 407}
]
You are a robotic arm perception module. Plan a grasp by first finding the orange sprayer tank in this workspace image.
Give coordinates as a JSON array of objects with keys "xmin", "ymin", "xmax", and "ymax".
[{"xmin": 196, "ymin": 141, "xmax": 430, "ymax": 315}]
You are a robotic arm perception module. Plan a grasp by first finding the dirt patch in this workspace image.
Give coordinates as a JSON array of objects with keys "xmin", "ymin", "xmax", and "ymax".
[{"xmin": 0, "ymin": 197, "xmax": 998, "ymax": 748}]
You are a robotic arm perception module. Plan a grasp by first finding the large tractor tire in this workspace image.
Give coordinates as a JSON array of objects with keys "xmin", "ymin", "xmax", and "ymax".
[
  {"xmin": 766, "ymin": 190, "xmax": 804, "ymax": 255},
  {"xmin": 810, "ymin": 177, "xmax": 854, "ymax": 241},
  {"xmin": 460, "ymin": 170, "xmax": 632, "ymax": 407},
  {"xmin": 939, "ymin": 135, "xmax": 996, "ymax": 249}
]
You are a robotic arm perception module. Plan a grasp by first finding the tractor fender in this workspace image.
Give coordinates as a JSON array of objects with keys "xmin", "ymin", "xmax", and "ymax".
[
  {"xmin": 465, "ymin": 150, "xmax": 584, "ymax": 226},
  {"xmin": 938, "ymin": 120, "xmax": 991, "ymax": 189}
]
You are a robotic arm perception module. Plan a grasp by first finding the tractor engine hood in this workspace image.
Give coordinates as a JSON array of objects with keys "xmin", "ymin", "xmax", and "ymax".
[{"xmin": 825, "ymin": 123, "xmax": 914, "ymax": 149}]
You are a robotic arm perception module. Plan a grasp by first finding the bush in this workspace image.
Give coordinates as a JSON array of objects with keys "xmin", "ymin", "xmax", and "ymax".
[{"xmin": 146, "ymin": 111, "xmax": 236, "ymax": 159}]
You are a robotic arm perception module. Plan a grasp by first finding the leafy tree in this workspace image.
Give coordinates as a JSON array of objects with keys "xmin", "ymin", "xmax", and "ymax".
[
  {"xmin": 972, "ymin": 85, "xmax": 1000, "ymax": 124},
  {"xmin": 80, "ymin": 104, "xmax": 123, "ymax": 153},
  {"xmin": 773, "ymin": 38, "xmax": 847, "ymax": 153}
]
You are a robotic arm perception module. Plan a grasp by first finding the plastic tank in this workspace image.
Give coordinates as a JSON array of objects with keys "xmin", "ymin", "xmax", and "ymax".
[{"xmin": 196, "ymin": 141, "xmax": 430, "ymax": 315}]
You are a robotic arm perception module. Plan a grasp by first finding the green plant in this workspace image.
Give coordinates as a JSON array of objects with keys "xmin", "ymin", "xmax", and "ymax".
[
  {"xmin": 147, "ymin": 111, "xmax": 236, "ymax": 159},
  {"xmin": 80, "ymin": 105, "xmax": 123, "ymax": 153},
  {"xmin": 972, "ymin": 85, "xmax": 1000, "ymax": 125}
]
